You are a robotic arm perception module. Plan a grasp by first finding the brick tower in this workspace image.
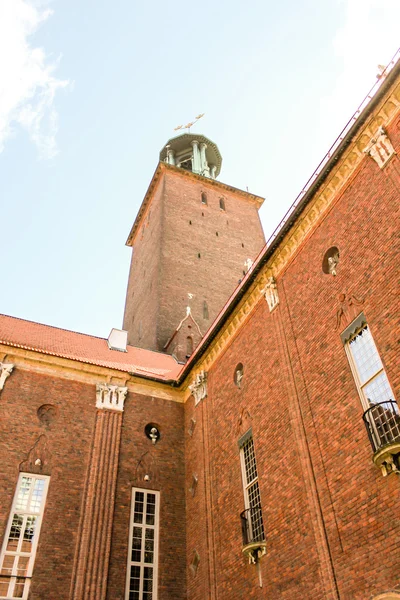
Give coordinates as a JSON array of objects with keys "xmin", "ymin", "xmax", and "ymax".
[{"xmin": 122, "ymin": 133, "xmax": 265, "ymax": 359}]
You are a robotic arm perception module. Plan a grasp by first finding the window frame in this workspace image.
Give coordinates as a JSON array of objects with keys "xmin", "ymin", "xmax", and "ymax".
[
  {"xmin": 125, "ymin": 488, "xmax": 160, "ymax": 600},
  {"xmin": 239, "ymin": 433, "xmax": 264, "ymax": 543},
  {"xmin": 344, "ymin": 323, "xmax": 395, "ymax": 411},
  {"xmin": 0, "ymin": 473, "xmax": 49, "ymax": 600}
]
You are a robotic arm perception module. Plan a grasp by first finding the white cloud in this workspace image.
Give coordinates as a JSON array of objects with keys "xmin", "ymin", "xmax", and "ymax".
[{"xmin": 0, "ymin": 0, "xmax": 69, "ymax": 158}]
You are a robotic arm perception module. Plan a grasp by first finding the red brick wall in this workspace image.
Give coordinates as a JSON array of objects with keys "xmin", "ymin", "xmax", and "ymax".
[
  {"xmin": 123, "ymin": 167, "xmax": 265, "ymax": 353},
  {"xmin": 107, "ymin": 391, "xmax": 186, "ymax": 600},
  {"xmin": 0, "ymin": 369, "xmax": 95, "ymax": 600},
  {"xmin": 184, "ymin": 117, "xmax": 400, "ymax": 599},
  {"xmin": 123, "ymin": 177, "xmax": 165, "ymax": 349}
]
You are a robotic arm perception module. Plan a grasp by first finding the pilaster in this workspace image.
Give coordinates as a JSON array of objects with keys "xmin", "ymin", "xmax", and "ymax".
[{"xmin": 70, "ymin": 384, "xmax": 128, "ymax": 600}]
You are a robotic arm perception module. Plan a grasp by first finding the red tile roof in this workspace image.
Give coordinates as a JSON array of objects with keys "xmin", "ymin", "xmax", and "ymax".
[{"xmin": 0, "ymin": 314, "xmax": 181, "ymax": 381}]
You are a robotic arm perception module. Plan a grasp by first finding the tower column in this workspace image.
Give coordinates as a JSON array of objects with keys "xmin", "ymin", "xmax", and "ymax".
[
  {"xmin": 166, "ymin": 145, "xmax": 175, "ymax": 165},
  {"xmin": 191, "ymin": 140, "xmax": 200, "ymax": 173},
  {"xmin": 69, "ymin": 384, "xmax": 128, "ymax": 600}
]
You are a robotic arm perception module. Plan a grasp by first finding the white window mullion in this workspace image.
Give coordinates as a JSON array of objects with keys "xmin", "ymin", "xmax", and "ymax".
[
  {"xmin": 125, "ymin": 488, "xmax": 159, "ymax": 600},
  {"xmin": 0, "ymin": 473, "xmax": 49, "ymax": 600}
]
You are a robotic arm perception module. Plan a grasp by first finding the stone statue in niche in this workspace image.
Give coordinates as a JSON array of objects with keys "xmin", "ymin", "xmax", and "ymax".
[
  {"xmin": 234, "ymin": 364, "xmax": 244, "ymax": 389},
  {"xmin": 328, "ymin": 250, "xmax": 340, "ymax": 276},
  {"xmin": 37, "ymin": 404, "xmax": 58, "ymax": 427},
  {"xmin": 145, "ymin": 423, "xmax": 160, "ymax": 445},
  {"xmin": 262, "ymin": 277, "xmax": 279, "ymax": 312}
]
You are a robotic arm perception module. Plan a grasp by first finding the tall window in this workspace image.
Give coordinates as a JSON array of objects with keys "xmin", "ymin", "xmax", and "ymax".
[
  {"xmin": 126, "ymin": 488, "xmax": 160, "ymax": 600},
  {"xmin": 0, "ymin": 474, "xmax": 49, "ymax": 600},
  {"xmin": 239, "ymin": 435, "xmax": 264, "ymax": 543},
  {"xmin": 346, "ymin": 324, "xmax": 395, "ymax": 409},
  {"xmin": 219, "ymin": 198, "xmax": 225, "ymax": 211},
  {"xmin": 201, "ymin": 192, "xmax": 207, "ymax": 205}
]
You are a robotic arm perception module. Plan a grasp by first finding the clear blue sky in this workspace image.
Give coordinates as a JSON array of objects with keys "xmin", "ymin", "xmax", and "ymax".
[{"xmin": 0, "ymin": 0, "xmax": 398, "ymax": 338}]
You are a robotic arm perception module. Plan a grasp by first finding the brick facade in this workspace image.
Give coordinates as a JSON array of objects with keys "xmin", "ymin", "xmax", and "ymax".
[
  {"xmin": 0, "ymin": 64, "xmax": 399, "ymax": 600},
  {"xmin": 123, "ymin": 166, "xmax": 265, "ymax": 352}
]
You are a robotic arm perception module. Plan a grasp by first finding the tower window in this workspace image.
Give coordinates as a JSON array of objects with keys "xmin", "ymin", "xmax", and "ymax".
[
  {"xmin": 180, "ymin": 157, "xmax": 193, "ymax": 171},
  {"xmin": 219, "ymin": 198, "xmax": 226, "ymax": 211},
  {"xmin": 198, "ymin": 253, "xmax": 201, "ymax": 259},
  {"xmin": 125, "ymin": 488, "xmax": 160, "ymax": 600},
  {"xmin": 203, "ymin": 301, "xmax": 209, "ymax": 320},
  {"xmin": 0, "ymin": 474, "xmax": 49, "ymax": 600},
  {"xmin": 201, "ymin": 192, "xmax": 207, "ymax": 205}
]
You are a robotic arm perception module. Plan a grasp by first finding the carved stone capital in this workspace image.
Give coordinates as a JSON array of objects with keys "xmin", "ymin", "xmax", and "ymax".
[
  {"xmin": 96, "ymin": 383, "xmax": 127, "ymax": 412},
  {"xmin": 363, "ymin": 126, "xmax": 396, "ymax": 168},
  {"xmin": 189, "ymin": 370, "xmax": 208, "ymax": 405},
  {"xmin": 262, "ymin": 277, "xmax": 279, "ymax": 312},
  {"xmin": 0, "ymin": 363, "xmax": 14, "ymax": 393}
]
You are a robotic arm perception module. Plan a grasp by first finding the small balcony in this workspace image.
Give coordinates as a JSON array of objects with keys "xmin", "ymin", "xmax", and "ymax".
[
  {"xmin": 240, "ymin": 505, "xmax": 266, "ymax": 564},
  {"xmin": 362, "ymin": 400, "xmax": 400, "ymax": 476}
]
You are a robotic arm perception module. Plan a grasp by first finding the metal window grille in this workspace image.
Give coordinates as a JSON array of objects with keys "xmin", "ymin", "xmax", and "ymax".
[
  {"xmin": 0, "ymin": 474, "xmax": 49, "ymax": 600},
  {"xmin": 126, "ymin": 489, "xmax": 160, "ymax": 600},
  {"xmin": 240, "ymin": 438, "xmax": 265, "ymax": 544}
]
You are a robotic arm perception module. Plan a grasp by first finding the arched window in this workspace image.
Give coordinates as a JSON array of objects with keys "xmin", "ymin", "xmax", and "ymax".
[
  {"xmin": 219, "ymin": 198, "xmax": 226, "ymax": 211},
  {"xmin": 203, "ymin": 301, "xmax": 209, "ymax": 320},
  {"xmin": 201, "ymin": 192, "xmax": 207, "ymax": 205},
  {"xmin": 186, "ymin": 336, "xmax": 194, "ymax": 357}
]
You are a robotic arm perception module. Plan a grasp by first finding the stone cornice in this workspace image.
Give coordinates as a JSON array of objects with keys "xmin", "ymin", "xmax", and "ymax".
[
  {"xmin": 126, "ymin": 162, "xmax": 264, "ymax": 246},
  {"xmin": 180, "ymin": 71, "xmax": 400, "ymax": 398}
]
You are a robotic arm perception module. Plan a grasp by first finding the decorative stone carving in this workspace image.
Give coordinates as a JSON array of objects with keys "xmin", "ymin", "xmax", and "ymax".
[
  {"xmin": 234, "ymin": 363, "xmax": 244, "ymax": 389},
  {"xmin": 323, "ymin": 246, "xmax": 340, "ymax": 276},
  {"xmin": 189, "ymin": 370, "xmax": 208, "ymax": 405},
  {"xmin": 96, "ymin": 383, "xmax": 127, "ymax": 411},
  {"xmin": 135, "ymin": 451, "xmax": 158, "ymax": 486},
  {"xmin": 188, "ymin": 418, "xmax": 196, "ymax": 437},
  {"xmin": 145, "ymin": 423, "xmax": 160, "ymax": 445},
  {"xmin": 334, "ymin": 293, "xmax": 364, "ymax": 331},
  {"xmin": 19, "ymin": 435, "xmax": 51, "ymax": 475},
  {"xmin": 0, "ymin": 363, "xmax": 14, "ymax": 393},
  {"xmin": 37, "ymin": 404, "xmax": 58, "ymax": 427},
  {"xmin": 363, "ymin": 126, "xmax": 396, "ymax": 168},
  {"xmin": 244, "ymin": 258, "xmax": 253, "ymax": 273},
  {"xmin": 190, "ymin": 550, "xmax": 200, "ymax": 576},
  {"xmin": 189, "ymin": 474, "xmax": 198, "ymax": 497},
  {"xmin": 262, "ymin": 277, "xmax": 279, "ymax": 312}
]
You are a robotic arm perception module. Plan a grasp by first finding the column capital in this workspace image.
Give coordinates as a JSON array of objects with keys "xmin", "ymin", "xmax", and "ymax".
[
  {"xmin": 96, "ymin": 383, "xmax": 128, "ymax": 412},
  {"xmin": 0, "ymin": 363, "xmax": 14, "ymax": 393}
]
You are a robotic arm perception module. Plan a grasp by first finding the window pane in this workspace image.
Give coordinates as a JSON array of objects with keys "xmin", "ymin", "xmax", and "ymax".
[
  {"xmin": 15, "ymin": 478, "xmax": 32, "ymax": 511},
  {"xmin": 0, "ymin": 577, "xmax": 10, "ymax": 596},
  {"xmin": 6, "ymin": 514, "xmax": 23, "ymax": 552},
  {"xmin": 30, "ymin": 479, "xmax": 45, "ymax": 513},
  {"xmin": 21, "ymin": 515, "xmax": 37, "ymax": 552},
  {"xmin": 363, "ymin": 371, "xmax": 394, "ymax": 405},
  {"xmin": 0, "ymin": 554, "xmax": 15, "ymax": 575},
  {"xmin": 243, "ymin": 439, "xmax": 258, "ymax": 485},
  {"xmin": 349, "ymin": 326, "xmax": 383, "ymax": 384},
  {"xmin": 17, "ymin": 556, "xmax": 29, "ymax": 577},
  {"xmin": 13, "ymin": 577, "xmax": 27, "ymax": 598}
]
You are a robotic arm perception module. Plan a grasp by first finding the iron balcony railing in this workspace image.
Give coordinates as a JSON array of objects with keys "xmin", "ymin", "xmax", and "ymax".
[
  {"xmin": 240, "ymin": 505, "xmax": 265, "ymax": 547},
  {"xmin": 362, "ymin": 400, "xmax": 400, "ymax": 453}
]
